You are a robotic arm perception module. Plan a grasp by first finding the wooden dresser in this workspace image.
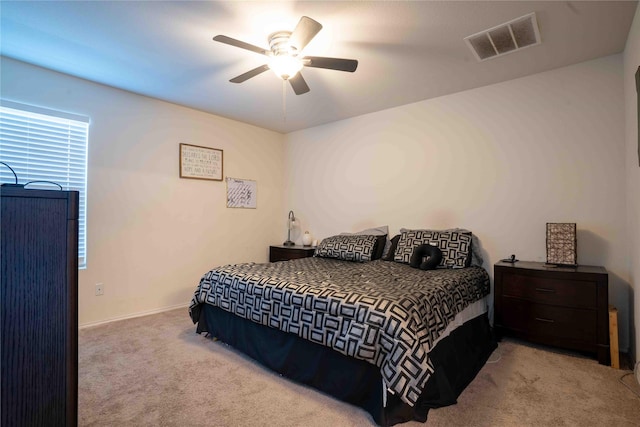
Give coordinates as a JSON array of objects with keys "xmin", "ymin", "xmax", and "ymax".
[
  {"xmin": 1, "ymin": 187, "xmax": 79, "ymax": 426},
  {"xmin": 494, "ymin": 260, "xmax": 609, "ymax": 365}
]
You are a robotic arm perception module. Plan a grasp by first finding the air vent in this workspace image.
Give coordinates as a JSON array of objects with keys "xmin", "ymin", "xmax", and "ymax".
[{"xmin": 464, "ymin": 12, "xmax": 541, "ymax": 62}]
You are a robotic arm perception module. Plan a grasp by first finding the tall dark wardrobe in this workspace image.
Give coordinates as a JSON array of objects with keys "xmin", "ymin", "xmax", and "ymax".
[{"xmin": 1, "ymin": 186, "xmax": 79, "ymax": 427}]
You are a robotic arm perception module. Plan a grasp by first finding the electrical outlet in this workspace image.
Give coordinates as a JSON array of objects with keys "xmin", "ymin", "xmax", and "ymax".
[{"xmin": 95, "ymin": 283, "xmax": 104, "ymax": 296}]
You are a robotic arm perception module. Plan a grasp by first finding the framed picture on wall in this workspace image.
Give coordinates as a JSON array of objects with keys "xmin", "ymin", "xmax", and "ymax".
[
  {"xmin": 179, "ymin": 143, "xmax": 223, "ymax": 181},
  {"xmin": 226, "ymin": 177, "xmax": 257, "ymax": 209}
]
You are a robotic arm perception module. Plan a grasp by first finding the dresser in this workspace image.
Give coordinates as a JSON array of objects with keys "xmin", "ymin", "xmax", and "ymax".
[
  {"xmin": 269, "ymin": 245, "xmax": 316, "ymax": 262},
  {"xmin": 494, "ymin": 261, "xmax": 609, "ymax": 365},
  {"xmin": 1, "ymin": 187, "xmax": 79, "ymax": 426}
]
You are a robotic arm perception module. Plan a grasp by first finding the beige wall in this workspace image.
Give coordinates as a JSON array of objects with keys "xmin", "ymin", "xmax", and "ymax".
[
  {"xmin": 1, "ymin": 57, "xmax": 286, "ymax": 326},
  {"xmin": 3, "ymin": 45, "xmax": 635, "ymax": 355},
  {"xmin": 285, "ymin": 55, "xmax": 631, "ymax": 351},
  {"xmin": 623, "ymin": 5, "xmax": 640, "ymax": 365}
]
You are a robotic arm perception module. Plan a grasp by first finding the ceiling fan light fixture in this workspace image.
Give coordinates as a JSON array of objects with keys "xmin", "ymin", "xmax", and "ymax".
[{"xmin": 268, "ymin": 55, "xmax": 303, "ymax": 80}]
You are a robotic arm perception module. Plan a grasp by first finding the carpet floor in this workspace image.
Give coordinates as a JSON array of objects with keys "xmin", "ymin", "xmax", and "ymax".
[{"xmin": 78, "ymin": 308, "xmax": 640, "ymax": 426}]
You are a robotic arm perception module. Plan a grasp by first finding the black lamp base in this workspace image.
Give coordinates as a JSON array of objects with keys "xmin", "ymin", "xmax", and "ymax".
[{"xmin": 283, "ymin": 241, "xmax": 295, "ymax": 246}]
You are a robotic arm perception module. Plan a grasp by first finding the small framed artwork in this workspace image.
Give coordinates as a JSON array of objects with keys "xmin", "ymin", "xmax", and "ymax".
[
  {"xmin": 226, "ymin": 177, "xmax": 257, "ymax": 209},
  {"xmin": 179, "ymin": 143, "xmax": 223, "ymax": 181},
  {"xmin": 546, "ymin": 223, "xmax": 577, "ymax": 267}
]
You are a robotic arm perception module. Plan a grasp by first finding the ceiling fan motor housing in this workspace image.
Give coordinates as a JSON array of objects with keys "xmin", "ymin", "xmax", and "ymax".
[
  {"xmin": 268, "ymin": 31, "xmax": 303, "ymax": 79},
  {"xmin": 269, "ymin": 31, "xmax": 298, "ymax": 56}
]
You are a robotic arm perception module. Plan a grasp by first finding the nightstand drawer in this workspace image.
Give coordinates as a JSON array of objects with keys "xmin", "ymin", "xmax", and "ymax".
[
  {"xmin": 269, "ymin": 246, "xmax": 315, "ymax": 262},
  {"xmin": 502, "ymin": 272, "xmax": 596, "ymax": 309},
  {"xmin": 501, "ymin": 298, "xmax": 597, "ymax": 343}
]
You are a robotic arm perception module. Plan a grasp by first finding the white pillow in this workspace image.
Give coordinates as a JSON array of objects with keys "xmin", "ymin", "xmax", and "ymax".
[{"xmin": 341, "ymin": 225, "xmax": 389, "ymax": 236}]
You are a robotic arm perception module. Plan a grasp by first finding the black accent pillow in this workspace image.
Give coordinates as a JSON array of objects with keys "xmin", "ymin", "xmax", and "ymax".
[
  {"xmin": 409, "ymin": 244, "xmax": 443, "ymax": 270},
  {"xmin": 382, "ymin": 235, "xmax": 401, "ymax": 261},
  {"xmin": 372, "ymin": 235, "xmax": 387, "ymax": 260}
]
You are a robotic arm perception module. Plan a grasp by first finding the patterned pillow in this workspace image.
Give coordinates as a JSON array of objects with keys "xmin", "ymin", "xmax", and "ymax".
[
  {"xmin": 314, "ymin": 234, "xmax": 378, "ymax": 262},
  {"xmin": 340, "ymin": 228, "xmax": 388, "ymax": 260},
  {"xmin": 393, "ymin": 230, "xmax": 472, "ymax": 268}
]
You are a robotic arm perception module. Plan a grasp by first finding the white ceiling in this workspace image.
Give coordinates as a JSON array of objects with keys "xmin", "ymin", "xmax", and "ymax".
[{"xmin": 1, "ymin": 1, "xmax": 637, "ymax": 134}]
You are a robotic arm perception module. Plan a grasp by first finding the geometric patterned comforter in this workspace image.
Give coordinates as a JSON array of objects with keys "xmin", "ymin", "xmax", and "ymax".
[{"xmin": 189, "ymin": 257, "xmax": 490, "ymax": 407}]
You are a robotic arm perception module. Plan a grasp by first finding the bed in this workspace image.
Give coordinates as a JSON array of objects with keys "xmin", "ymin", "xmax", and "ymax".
[{"xmin": 189, "ymin": 230, "xmax": 496, "ymax": 426}]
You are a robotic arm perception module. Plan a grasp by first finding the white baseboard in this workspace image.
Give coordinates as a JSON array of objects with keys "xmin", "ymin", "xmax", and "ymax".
[{"xmin": 79, "ymin": 303, "xmax": 189, "ymax": 329}]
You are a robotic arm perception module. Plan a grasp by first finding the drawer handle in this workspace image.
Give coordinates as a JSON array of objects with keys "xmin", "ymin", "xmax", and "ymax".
[
  {"xmin": 535, "ymin": 287, "xmax": 555, "ymax": 293},
  {"xmin": 535, "ymin": 317, "xmax": 555, "ymax": 323}
]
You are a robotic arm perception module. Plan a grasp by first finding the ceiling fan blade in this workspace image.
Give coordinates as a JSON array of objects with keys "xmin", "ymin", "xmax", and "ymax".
[
  {"xmin": 213, "ymin": 35, "xmax": 268, "ymax": 56},
  {"xmin": 304, "ymin": 56, "xmax": 358, "ymax": 72},
  {"xmin": 230, "ymin": 64, "xmax": 270, "ymax": 83},
  {"xmin": 289, "ymin": 16, "xmax": 322, "ymax": 52},
  {"xmin": 289, "ymin": 73, "xmax": 310, "ymax": 95}
]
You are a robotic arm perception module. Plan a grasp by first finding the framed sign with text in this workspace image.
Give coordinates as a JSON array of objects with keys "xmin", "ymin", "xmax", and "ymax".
[{"xmin": 179, "ymin": 143, "xmax": 223, "ymax": 181}]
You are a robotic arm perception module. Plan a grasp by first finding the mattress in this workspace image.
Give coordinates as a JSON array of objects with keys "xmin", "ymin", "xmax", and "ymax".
[{"xmin": 432, "ymin": 296, "xmax": 487, "ymax": 348}]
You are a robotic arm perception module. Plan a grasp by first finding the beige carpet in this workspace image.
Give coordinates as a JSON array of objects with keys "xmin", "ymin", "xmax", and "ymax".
[{"xmin": 79, "ymin": 308, "xmax": 640, "ymax": 426}]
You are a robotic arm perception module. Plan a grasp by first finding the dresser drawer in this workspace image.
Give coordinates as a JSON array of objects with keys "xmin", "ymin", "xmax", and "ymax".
[
  {"xmin": 501, "ymin": 271, "xmax": 597, "ymax": 309},
  {"xmin": 501, "ymin": 297, "xmax": 597, "ymax": 344}
]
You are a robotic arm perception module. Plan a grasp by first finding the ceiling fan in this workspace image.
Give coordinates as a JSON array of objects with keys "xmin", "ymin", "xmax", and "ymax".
[{"xmin": 213, "ymin": 16, "xmax": 358, "ymax": 95}]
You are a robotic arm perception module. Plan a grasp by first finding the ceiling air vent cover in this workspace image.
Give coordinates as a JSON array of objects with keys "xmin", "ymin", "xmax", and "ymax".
[{"xmin": 464, "ymin": 12, "xmax": 541, "ymax": 61}]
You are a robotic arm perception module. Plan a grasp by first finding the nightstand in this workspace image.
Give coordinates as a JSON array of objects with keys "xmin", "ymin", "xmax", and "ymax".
[
  {"xmin": 269, "ymin": 245, "xmax": 316, "ymax": 262},
  {"xmin": 494, "ymin": 261, "xmax": 609, "ymax": 365}
]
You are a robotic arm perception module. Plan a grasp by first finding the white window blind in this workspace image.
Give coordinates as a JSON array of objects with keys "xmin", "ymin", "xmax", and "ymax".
[{"xmin": 0, "ymin": 100, "xmax": 89, "ymax": 269}]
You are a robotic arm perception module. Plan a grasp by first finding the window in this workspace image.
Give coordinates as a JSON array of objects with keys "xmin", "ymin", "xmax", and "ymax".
[{"xmin": 0, "ymin": 100, "xmax": 89, "ymax": 268}]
